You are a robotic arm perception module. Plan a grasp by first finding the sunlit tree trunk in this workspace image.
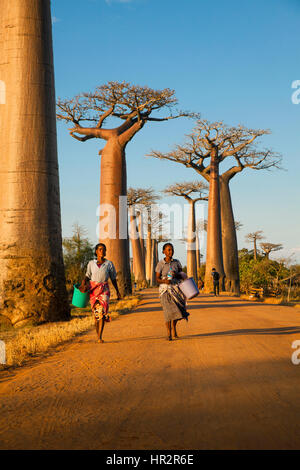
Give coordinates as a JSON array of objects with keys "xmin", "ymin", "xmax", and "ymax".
[
  {"xmin": 196, "ymin": 233, "xmax": 201, "ymax": 274},
  {"xmin": 187, "ymin": 200, "xmax": 198, "ymax": 281},
  {"xmin": 253, "ymin": 239, "xmax": 258, "ymax": 260},
  {"xmin": 0, "ymin": 0, "xmax": 70, "ymax": 326},
  {"xmin": 150, "ymin": 239, "xmax": 158, "ymax": 287},
  {"xmin": 138, "ymin": 211, "xmax": 146, "ymax": 267},
  {"xmin": 128, "ymin": 206, "xmax": 146, "ymax": 286},
  {"xmin": 204, "ymin": 147, "xmax": 225, "ymax": 292},
  {"xmin": 145, "ymin": 223, "xmax": 152, "ymax": 284},
  {"xmin": 220, "ymin": 176, "xmax": 240, "ymax": 295}
]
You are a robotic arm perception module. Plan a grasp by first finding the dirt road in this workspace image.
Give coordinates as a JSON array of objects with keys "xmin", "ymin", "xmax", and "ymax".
[{"xmin": 1, "ymin": 289, "xmax": 300, "ymax": 450}]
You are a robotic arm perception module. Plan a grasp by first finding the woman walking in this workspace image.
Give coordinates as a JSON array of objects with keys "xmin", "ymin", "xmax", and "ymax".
[
  {"xmin": 80, "ymin": 243, "xmax": 121, "ymax": 343},
  {"xmin": 156, "ymin": 243, "xmax": 189, "ymax": 341}
]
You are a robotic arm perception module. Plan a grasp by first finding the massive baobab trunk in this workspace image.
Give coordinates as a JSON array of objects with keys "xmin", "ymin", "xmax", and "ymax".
[
  {"xmin": 187, "ymin": 200, "xmax": 198, "ymax": 281},
  {"xmin": 204, "ymin": 147, "xmax": 225, "ymax": 292},
  {"xmin": 220, "ymin": 176, "xmax": 240, "ymax": 295},
  {"xmin": 0, "ymin": 0, "xmax": 70, "ymax": 326}
]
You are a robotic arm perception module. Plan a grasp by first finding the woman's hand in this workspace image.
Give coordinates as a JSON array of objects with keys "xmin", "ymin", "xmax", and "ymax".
[{"xmin": 79, "ymin": 278, "xmax": 89, "ymax": 293}]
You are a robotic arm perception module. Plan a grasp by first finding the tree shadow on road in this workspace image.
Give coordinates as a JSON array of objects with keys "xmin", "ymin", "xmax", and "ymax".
[
  {"xmin": 186, "ymin": 302, "xmax": 267, "ymax": 310},
  {"xmin": 135, "ymin": 302, "xmax": 273, "ymax": 313},
  {"xmin": 182, "ymin": 326, "xmax": 300, "ymax": 339}
]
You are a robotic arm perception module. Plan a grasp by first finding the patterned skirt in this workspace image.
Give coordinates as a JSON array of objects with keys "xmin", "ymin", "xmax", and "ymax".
[
  {"xmin": 89, "ymin": 281, "xmax": 111, "ymax": 322},
  {"xmin": 160, "ymin": 284, "xmax": 189, "ymax": 322}
]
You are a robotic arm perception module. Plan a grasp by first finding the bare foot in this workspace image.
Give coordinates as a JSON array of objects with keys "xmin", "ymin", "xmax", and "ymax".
[{"xmin": 97, "ymin": 339, "xmax": 104, "ymax": 344}]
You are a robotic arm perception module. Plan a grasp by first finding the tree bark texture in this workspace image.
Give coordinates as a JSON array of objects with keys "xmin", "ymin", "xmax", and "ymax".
[
  {"xmin": 0, "ymin": 0, "xmax": 70, "ymax": 326},
  {"xmin": 204, "ymin": 148, "xmax": 225, "ymax": 292},
  {"xmin": 220, "ymin": 176, "xmax": 240, "ymax": 295}
]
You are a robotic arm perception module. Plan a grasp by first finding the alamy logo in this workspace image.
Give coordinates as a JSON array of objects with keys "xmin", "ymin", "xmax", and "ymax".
[
  {"xmin": 291, "ymin": 80, "xmax": 300, "ymax": 104},
  {"xmin": 0, "ymin": 80, "xmax": 5, "ymax": 105},
  {"xmin": 0, "ymin": 340, "xmax": 6, "ymax": 365},
  {"xmin": 291, "ymin": 340, "xmax": 300, "ymax": 365}
]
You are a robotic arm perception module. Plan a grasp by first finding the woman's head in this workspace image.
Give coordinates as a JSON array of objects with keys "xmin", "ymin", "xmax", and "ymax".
[
  {"xmin": 95, "ymin": 243, "xmax": 107, "ymax": 258},
  {"xmin": 163, "ymin": 243, "xmax": 174, "ymax": 258}
]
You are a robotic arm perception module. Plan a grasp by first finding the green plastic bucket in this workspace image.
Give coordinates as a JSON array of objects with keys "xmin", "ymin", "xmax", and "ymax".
[{"xmin": 72, "ymin": 284, "xmax": 89, "ymax": 308}]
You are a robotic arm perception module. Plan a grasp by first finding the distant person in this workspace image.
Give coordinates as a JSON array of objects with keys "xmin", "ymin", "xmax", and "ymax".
[
  {"xmin": 155, "ymin": 243, "xmax": 189, "ymax": 341},
  {"xmin": 211, "ymin": 268, "xmax": 220, "ymax": 296},
  {"xmin": 198, "ymin": 277, "xmax": 204, "ymax": 291},
  {"xmin": 80, "ymin": 243, "xmax": 121, "ymax": 343}
]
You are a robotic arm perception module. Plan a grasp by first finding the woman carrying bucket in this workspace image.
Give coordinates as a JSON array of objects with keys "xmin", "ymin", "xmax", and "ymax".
[
  {"xmin": 155, "ymin": 243, "xmax": 190, "ymax": 341},
  {"xmin": 80, "ymin": 243, "xmax": 121, "ymax": 343}
]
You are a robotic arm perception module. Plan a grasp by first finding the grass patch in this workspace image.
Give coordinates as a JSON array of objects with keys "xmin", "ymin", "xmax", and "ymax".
[{"xmin": 0, "ymin": 294, "xmax": 141, "ymax": 370}]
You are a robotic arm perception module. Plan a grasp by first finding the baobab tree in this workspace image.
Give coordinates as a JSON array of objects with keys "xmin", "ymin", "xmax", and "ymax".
[
  {"xmin": 235, "ymin": 221, "xmax": 243, "ymax": 231},
  {"xmin": 245, "ymin": 231, "xmax": 265, "ymax": 260},
  {"xmin": 0, "ymin": 0, "xmax": 70, "ymax": 326},
  {"xmin": 163, "ymin": 182, "xmax": 208, "ymax": 281},
  {"xmin": 57, "ymin": 82, "xmax": 189, "ymax": 296},
  {"xmin": 260, "ymin": 243, "xmax": 283, "ymax": 259},
  {"xmin": 127, "ymin": 187, "xmax": 151, "ymax": 287},
  {"xmin": 195, "ymin": 220, "xmax": 207, "ymax": 274},
  {"xmin": 138, "ymin": 190, "xmax": 161, "ymax": 285},
  {"xmin": 149, "ymin": 120, "xmax": 281, "ymax": 294}
]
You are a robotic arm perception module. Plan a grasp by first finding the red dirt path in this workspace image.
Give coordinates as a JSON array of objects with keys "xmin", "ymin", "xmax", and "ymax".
[{"xmin": 1, "ymin": 289, "xmax": 300, "ymax": 449}]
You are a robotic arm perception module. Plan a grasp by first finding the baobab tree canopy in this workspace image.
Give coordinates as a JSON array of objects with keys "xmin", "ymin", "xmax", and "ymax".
[
  {"xmin": 57, "ymin": 81, "xmax": 189, "ymax": 143},
  {"xmin": 163, "ymin": 181, "xmax": 208, "ymax": 200},
  {"xmin": 149, "ymin": 120, "xmax": 282, "ymax": 178},
  {"xmin": 260, "ymin": 243, "xmax": 283, "ymax": 258}
]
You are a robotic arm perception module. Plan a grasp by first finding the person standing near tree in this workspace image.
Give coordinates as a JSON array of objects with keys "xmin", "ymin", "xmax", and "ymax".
[
  {"xmin": 80, "ymin": 243, "xmax": 121, "ymax": 343},
  {"xmin": 198, "ymin": 277, "xmax": 204, "ymax": 291},
  {"xmin": 156, "ymin": 243, "xmax": 189, "ymax": 341},
  {"xmin": 211, "ymin": 268, "xmax": 220, "ymax": 296}
]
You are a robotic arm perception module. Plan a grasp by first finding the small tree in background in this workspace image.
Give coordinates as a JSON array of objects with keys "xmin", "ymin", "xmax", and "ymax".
[
  {"xmin": 245, "ymin": 231, "xmax": 265, "ymax": 260},
  {"xmin": 260, "ymin": 242, "xmax": 283, "ymax": 259}
]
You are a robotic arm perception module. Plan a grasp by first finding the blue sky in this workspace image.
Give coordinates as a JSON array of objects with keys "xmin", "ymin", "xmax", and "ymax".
[{"xmin": 51, "ymin": 0, "xmax": 300, "ymax": 264}]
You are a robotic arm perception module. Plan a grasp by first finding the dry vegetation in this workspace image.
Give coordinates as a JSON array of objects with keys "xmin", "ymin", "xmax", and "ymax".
[{"xmin": 0, "ymin": 295, "xmax": 140, "ymax": 370}]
